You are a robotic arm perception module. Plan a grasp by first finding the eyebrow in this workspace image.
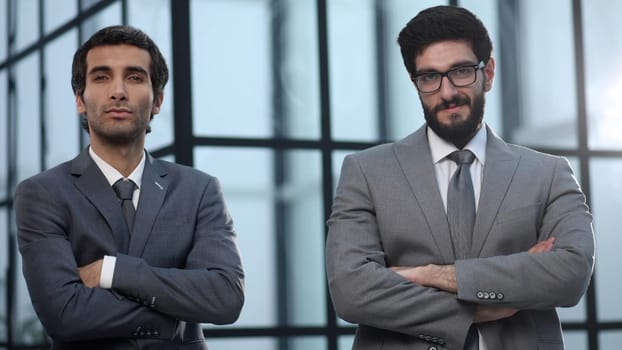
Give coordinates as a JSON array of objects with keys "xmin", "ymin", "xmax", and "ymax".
[
  {"xmin": 415, "ymin": 60, "xmax": 479, "ymax": 74},
  {"xmin": 87, "ymin": 65, "xmax": 149, "ymax": 76}
]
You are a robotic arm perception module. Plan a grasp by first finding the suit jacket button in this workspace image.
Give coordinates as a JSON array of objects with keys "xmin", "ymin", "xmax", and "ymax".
[
  {"xmin": 428, "ymin": 347, "xmax": 438, "ymax": 350},
  {"xmin": 438, "ymin": 339, "xmax": 445, "ymax": 345},
  {"xmin": 153, "ymin": 330, "xmax": 160, "ymax": 336},
  {"xmin": 476, "ymin": 291, "xmax": 484, "ymax": 299},
  {"xmin": 489, "ymin": 292, "xmax": 496, "ymax": 299},
  {"xmin": 497, "ymin": 292, "xmax": 504, "ymax": 300}
]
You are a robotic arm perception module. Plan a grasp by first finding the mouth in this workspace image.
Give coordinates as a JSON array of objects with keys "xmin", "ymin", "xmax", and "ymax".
[{"xmin": 105, "ymin": 108, "xmax": 132, "ymax": 118}]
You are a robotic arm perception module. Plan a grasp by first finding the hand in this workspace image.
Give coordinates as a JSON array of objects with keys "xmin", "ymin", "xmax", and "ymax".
[
  {"xmin": 390, "ymin": 264, "xmax": 457, "ymax": 293},
  {"xmin": 474, "ymin": 305, "xmax": 518, "ymax": 323},
  {"xmin": 528, "ymin": 237, "xmax": 555, "ymax": 253},
  {"xmin": 78, "ymin": 259, "xmax": 103, "ymax": 288}
]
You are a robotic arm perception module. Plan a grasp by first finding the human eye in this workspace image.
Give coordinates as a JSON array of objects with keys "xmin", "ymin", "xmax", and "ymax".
[
  {"xmin": 127, "ymin": 74, "xmax": 145, "ymax": 82},
  {"xmin": 417, "ymin": 72, "xmax": 440, "ymax": 83},
  {"xmin": 452, "ymin": 66, "xmax": 474, "ymax": 78},
  {"xmin": 92, "ymin": 74, "xmax": 108, "ymax": 82}
]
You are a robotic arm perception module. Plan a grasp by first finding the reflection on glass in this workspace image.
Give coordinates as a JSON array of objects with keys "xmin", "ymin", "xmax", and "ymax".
[
  {"xmin": 44, "ymin": 30, "xmax": 80, "ymax": 168},
  {"xmin": 338, "ymin": 335, "xmax": 355, "ymax": 350},
  {"xmin": 590, "ymin": 158, "xmax": 622, "ymax": 321},
  {"xmin": 0, "ymin": 70, "xmax": 7, "ymax": 198},
  {"xmin": 15, "ymin": 54, "xmax": 41, "ymax": 183},
  {"xmin": 562, "ymin": 331, "xmax": 587, "ymax": 350},
  {"xmin": 16, "ymin": 0, "xmax": 39, "ymax": 52},
  {"xmin": 195, "ymin": 147, "xmax": 325, "ymax": 328},
  {"xmin": 81, "ymin": 2, "xmax": 122, "ymax": 40},
  {"xmin": 0, "ymin": 210, "xmax": 7, "ymax": 342},
  {"xmin": 600, "ymin": 331, "xmax": 622, "ymax": 348},
  {"xmin": 207, "ymin": 337, "xmax": 276, "ymax": 350},
  {"xmin": 191, "ymin": 0, "xmax": 272, "ymax": 138},
  {"xmin": 328, "ymin": 0, "xmax": 377, "ymax": 141},
  {"xmin": 583, "ymin": 0, "xmax": 622, "ymax": 150},
  {"xmin": 0, "ymin": 0, "xmax": 8, "ymax": 60},
  {"xmin": 44, "ymin": 0, "xmax": 77, "ymax": 33}
]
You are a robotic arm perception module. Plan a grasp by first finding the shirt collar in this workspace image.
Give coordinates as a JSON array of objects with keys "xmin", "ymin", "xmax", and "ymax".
[
  {"xmin": 427, "ymin": 124, "xmax": 487, "ymax": 165},
  {"xmin": 88, "ymin": 146, "xmax": 145, "ymax": 189}
]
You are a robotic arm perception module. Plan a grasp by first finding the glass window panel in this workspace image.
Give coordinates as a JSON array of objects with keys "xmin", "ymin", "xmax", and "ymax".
[
  {"xmin": 195, "ymin": 147, "xmax": 276, "ymax": 327},
  {"xmin": 458, "ymin": 0, "xmax": 502, "ymax": 134},
  {"xmin": 600, "ymin": 330, "xmax": 622, "ymax": 348},
  {"xmin": 0, "ymin": 0, "xmax": 7, "ymax": 61},
  {"xmin": 507, "ymin": 0, "xmax": 577, "ymax": 148},
  {"xmin": 16, "ymin": 53, "xmax": 41, "ymax": 182},
  {"xmin": 0, "ymin": 70, "xmax": 6, "ymax": 198},
  {"xmin": 15, "ymin": 0, "xmax": 39, "ymax": 52},
  {"xmin": 81, "ymin": 2, "xmax": 122, "ymax": 40},
  {"xmin": 562, "ymin": 331, "xmax": 587, "ymax": 350},
  {"xmin": 206, "ymin": 337, "xmax": 276, "ymax": 350},
  {"xmin": 128, "ymin": 0, "xmax": 174, "ymax": 150},
  {"xmin": 0, "ymin": 210, "xmax": 6, "ymax": 342},
  {"xmin": 191, "ymin": 0, "xmax": 272, "ymax": 138},
  {"xmin": 327, "ymin": 0, "xmax": 377, "ymax": 141},
  {"xmin": 583, "ymin": 0, "xmax": 622, "ymax": 150},
  {"xmin": 280, "ymin": 0, "xmax": 320, "ymax": 139},
  {"xmin": 287, "ymin": 336, "xmax": 326, "ymax": 350},
  {"xmin": 383, "ymin": 0, "xmax": 441, "ymax": 141},
  {"xmin": 44, "ymin": 0, "xmax": 77, "ymax": 33},
  {"xmin": 44, "ymin": 29, "xmax": 80, "ymax": 167},
  {"xmin": 281, "ymin": 151, "xmax": 324, "ymax": 326},
  {"xmin": 338, "ymin": 335, "xmax": 354, "ymax": 350},
  {"xmin": 590, "ymin": 158, "xmax": 622, "ymax": 321}
]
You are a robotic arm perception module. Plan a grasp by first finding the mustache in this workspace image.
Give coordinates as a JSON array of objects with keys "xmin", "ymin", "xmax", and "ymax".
[{"xmin": 433, "ymin": 96, "xmax": 470, "ymax": 113}]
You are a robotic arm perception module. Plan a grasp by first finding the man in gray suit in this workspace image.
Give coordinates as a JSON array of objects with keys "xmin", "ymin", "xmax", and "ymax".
[
  {"xmin": 15, "ymin": 25, "xmax": 244, "ymax": 349},
  {"xmin": 326, "ymin": 6, "xmax": 594, "ymax": 350}
]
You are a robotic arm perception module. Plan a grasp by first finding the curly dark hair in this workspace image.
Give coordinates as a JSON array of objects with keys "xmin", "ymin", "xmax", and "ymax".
[
  {"xmin": 71, "ymin": 25, "xmax": 169, "ymax": 132},
  {"xmin": 397, "ymin": 5, "xmax": 493, "ymax": 76}
]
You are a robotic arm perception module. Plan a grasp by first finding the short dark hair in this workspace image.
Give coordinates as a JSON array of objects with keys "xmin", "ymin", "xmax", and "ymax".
[
  {"xmin": 397, "ymin": 5, "xmax": 493, "ymax": 76},
  {"xmin": 71, "ymin": 25, "xmax": 169, "ymax": 132}
]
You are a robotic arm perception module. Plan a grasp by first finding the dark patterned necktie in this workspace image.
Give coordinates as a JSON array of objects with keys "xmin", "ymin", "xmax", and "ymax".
[
  {"xmin": 113, "ymin": 179, "xmax": 136, "ymax": 233},
  {"xmin": 446, "ymin": 150, "xmax": 476, "ymax": 259}
]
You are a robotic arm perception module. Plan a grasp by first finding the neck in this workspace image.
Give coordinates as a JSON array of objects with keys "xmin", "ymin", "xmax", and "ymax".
[{"xmin": 90, "ymin": 141, "xmax": 144, "ymax": 177}]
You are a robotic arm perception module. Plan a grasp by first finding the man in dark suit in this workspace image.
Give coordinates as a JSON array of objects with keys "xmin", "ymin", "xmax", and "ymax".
[
  {"xmin": 15, "ymin": 25, "xmax": 244, "ymax": 349},
  {"xmin": 326, "ymin": 6, "xmax": 594, "ymax": 350}
]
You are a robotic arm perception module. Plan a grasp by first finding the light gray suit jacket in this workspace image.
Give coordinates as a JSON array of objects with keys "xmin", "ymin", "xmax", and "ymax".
[
  {"xmin": 15, "ymin": 148, "xmax": 245, "ymax": 349},
  {"xmin": 326, "ymin": 125, "xmax": 594, "ymax": 350}
]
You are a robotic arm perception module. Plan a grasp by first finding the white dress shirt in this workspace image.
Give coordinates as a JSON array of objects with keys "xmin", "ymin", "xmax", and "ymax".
[
  {"xmin": 426, "ymin": 125, "xmax": 488, "ymax": 350},
  {"xmin": 88, "ymin": 146, "xmax": 145, "ymax": 289}
]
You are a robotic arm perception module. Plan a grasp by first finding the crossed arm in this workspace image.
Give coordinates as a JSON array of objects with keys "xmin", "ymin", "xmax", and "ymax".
[{"xmin": 390, "ymin": 237, "xmax": 555, "ymax": 323}]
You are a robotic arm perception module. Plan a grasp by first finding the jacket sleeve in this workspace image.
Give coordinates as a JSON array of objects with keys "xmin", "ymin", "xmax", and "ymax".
[
  {"xmin": 111, "ymin": 176, "xmax": 245, "ymax": 325},
  {"xmin": 455, "ymin": 156, "xmax": 595, "ymax": 309},
  {"xmin": 16, "ymin": 178, "xmax": 179, "ymax": 342},
  {"xmin": 326, "ymin": 154, "xmax": 475, "ymax": 350}
]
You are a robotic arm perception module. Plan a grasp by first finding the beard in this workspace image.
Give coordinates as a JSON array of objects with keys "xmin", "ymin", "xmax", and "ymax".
[{"xmin": 422, "ymin": 91, "xmax": 485, "ymax": 148}]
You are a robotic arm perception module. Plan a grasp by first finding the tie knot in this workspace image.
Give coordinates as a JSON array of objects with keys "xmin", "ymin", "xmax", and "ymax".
[
  {"xmin": 447, "ymin": 150, "xmax": 475, "ymax": 165},
  {"xmin": 113, "ymin": 179, "xmax": 136, "ymax": 200}
]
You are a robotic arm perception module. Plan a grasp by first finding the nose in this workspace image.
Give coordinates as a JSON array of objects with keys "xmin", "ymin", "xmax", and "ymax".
[
  {"xmin": 109, "ymin": 78, "xmax": 127, "ymax": 101},
  {"xmin": 438, "ymin": 75, "xmax": 458, "ymax": 99}
]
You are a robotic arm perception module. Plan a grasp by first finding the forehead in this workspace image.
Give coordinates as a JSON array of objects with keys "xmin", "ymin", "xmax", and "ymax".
[
  {"xmin": 415, "ymin": 40, "xmax": 477, "ymax": 72},
  {"xmin": 85, "ymin": 44, "xmax": 151, "ymax": 72}
]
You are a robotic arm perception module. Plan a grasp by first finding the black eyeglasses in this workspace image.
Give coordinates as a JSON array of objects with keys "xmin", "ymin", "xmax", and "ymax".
[{"xmin": 411, "ymin": 61, "xmax": 485, "ymax": 93}]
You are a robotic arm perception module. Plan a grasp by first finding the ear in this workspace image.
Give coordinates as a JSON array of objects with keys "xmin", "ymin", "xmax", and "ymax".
[
  {"xmin": 483, "ymin": 57, "xmax": 495, "ymax": 92},
  {"xmin": 76, "ymin": 93, "xmax": 86, "ymax": 115},
  {"xmin": 151, "ymin": 91, "xmax": 164, "ymax": 115}
]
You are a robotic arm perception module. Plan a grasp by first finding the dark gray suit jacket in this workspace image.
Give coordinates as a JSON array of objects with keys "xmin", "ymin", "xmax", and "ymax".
[
  {"xmin": 326, "ymin": 125, "xmax": 595, "ymax": 350},
  {"xmin": 15, "ymin": 148, "xmax": 245, "ymax": 349}
]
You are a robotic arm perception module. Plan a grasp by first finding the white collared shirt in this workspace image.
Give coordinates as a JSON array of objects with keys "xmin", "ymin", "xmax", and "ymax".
[
  {"xmin": 88, "ymin": 146, "xmax": 145, "ymax": 289},
  {"xmin": 427, "ymin": 125, "xmax": 487, "ymax": 212}
]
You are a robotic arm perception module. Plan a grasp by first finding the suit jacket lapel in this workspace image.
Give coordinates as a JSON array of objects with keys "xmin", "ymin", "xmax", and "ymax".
[
  {"xmin": 471, "ymin": 126, "xmax": 520, "ymax": 257},
  {"xmin": 393, "ymin": 126, "xmax": 456, "ymax": 264},
  {"xmin": 71, "ymin": 148, "xmax": 130, "ymax": 253},
  {"xmin": 129, "ymin": 153, "xmax": 168, "ymax": 257}
]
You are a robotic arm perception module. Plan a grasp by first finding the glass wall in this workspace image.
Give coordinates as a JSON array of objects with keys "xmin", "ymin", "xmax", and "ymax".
[{"xmin": 1, "ymin": 0, "xmax": 620, "ymax": 349}]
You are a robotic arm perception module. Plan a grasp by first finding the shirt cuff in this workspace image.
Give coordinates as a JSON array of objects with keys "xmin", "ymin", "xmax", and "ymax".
[{"xmin": 100, "ymin": 255, "xmax": 116, "ymax": 289}]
